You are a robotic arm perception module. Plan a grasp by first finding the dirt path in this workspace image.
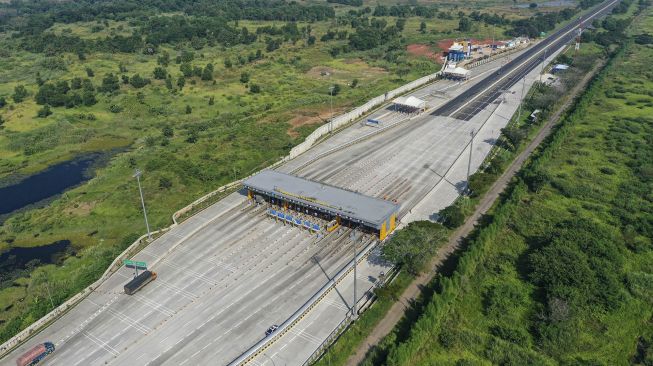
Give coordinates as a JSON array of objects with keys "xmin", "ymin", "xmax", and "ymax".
[{"xmin": 345, "ymin": 60, "xmax": 605, "ymax": 366}]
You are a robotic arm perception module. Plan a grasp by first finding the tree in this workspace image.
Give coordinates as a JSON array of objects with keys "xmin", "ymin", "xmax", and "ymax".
[
  {"xmin": 86, "ymin": 67, "xmax": 94, "ymax": 77},
  {"xmin": 12, "ymin": 85, "xmax": 28, "ymax": 103},
  {"xmin": 153, "ymin": 67, "xmax": 167, "ymax": 80},
  {"xmin": 458, "ymin": 17, "xmax": 472, "ymax": 32},
  {"xmin": 121, "ymin": 75, "xmax": 130, "ymax": 84},
  {"xmin": 397, "ymin": 67, "xmax": 409, "ymax": 80},
  {"xmin": 224, "ymin": 58, "xmax": 233, "ymax": 68},
  {"xmin": 420, "ymin": 21, "xmax": 427, "ymax": 33},
  {"xmin": 180, "ymin": 50, "xmax": 195, "ymax": 63},
  {"xmin": 250, "ymin": 84, "xmax": 261, "ymax": 93},
  {"xmin": 351, "ymin": 78, "xmax": 358, "ymax": 88},
  {"xmin": 177, "ymin": 76, "xmax": 186, "ymax": 89},
  {"xmin": 308, "ymin": 35, "xmax": 316, "ymax": 45},
  {"xmin": 36, "ymin": 105, "xmax": 52, "ymax": 118},
  {"xmin": 208, "ymin": 96, "xmax": 215, "ymax": 105},
  {"xmin": 129, "ymin": 74, "xmax": 149, "ymax": 88},
  {"xmin": 381, "ymin": 221, "xmax": 447, "ymax": 275},
  {"xmin": 0, "ymin": 96, "xmax": 6, "ymax": 108},
  {"xmin": 180, "ymin": 63, "xmax": 193, "ymax": 78},
  {"xmin": 99, "ymin": 73, "xmax": 120, "ymax": 93},
  {"xmin": 157, "ymin": 51, "xmax": 170, "ymax": 67},
  {"xmin": 201, "ymin": 63, "xmax": 213, "ymax": 81},
  {"xmin": 331, "ymin": 83, "xmax": 341, "ymax": 96},
  {"xmin": 82, "ymin": 90, "xmax": 97, "ymax": 106},
  {"xmin": 185, "ymin": 105, "xmax": 192, "ymax": 114},
  {"xmin": 240, "ymin": 72, "xmax": 250, "ymax": 83},
  {"xmin": 439, "ymin": 204, "xmax": 465, "ymax": 228},
  {"xmin": 71, "ymin": 77, "xmax": 83, "ymax": 90}
]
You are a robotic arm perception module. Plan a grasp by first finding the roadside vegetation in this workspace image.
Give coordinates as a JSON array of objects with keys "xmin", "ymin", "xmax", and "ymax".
[
  {"xmin": 349, "ymin": 1, "xmax": 652, "ymax": 365},
  {"xmin": 0, "ymin": 0, "xmax": 607, "ymax": 345}
]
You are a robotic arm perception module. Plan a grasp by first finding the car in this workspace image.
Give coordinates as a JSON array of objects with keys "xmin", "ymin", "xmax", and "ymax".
[{"xmin": 265, "ymin": 325, "xmax": 279, "ymax": 336}]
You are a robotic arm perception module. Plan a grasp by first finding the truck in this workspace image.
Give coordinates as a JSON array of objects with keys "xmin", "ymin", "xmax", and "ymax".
[
  {"xmin": 124, "ymin": 270, "xmax": 157, "ymax": 295},
  {"xmin": 16, "ymin": 342, "xmax": 55, "ymax": 366}
]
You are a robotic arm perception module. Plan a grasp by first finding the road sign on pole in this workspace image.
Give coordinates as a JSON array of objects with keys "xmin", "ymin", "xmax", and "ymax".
[{"xmin": 123, "ymin": 260, "xmax": 147, "ymax": 269}]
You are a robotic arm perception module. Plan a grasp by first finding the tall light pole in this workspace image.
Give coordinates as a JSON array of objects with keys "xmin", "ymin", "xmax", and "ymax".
[
  {"xmin": 540, "ymin": 48, "xmax": 548, "ymax": 82},
  {"xmin": 517, "ymin": 76, "xmax": 526, "ymax": 121},
  {"xmin": 133, "ymin": 169, "xmax": 152, "ymax": 241},
  {"xmin": 353, "ymin": 231, "xmax": 357, "ymax": 320},
  {"xmin": 466, "ymin": 130, "xmax": 475, "ymax": 195},
  {"xmin": 329, "ymin": 85, "xmax": 334, "ymax": 133}
]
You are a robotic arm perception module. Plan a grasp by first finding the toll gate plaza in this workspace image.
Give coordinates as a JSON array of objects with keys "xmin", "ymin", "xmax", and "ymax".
[{"xmin": 243, "ymin": 170, "xmax": 399, "ymax": 240}]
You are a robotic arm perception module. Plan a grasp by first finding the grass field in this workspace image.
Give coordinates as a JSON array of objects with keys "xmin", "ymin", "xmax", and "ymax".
[{"xmin": 354, "ymin": 3, "xmax": 653, "ymax": 365}]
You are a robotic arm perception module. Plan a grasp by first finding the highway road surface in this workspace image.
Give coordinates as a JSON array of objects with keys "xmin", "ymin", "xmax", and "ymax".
[{"xmin": 0, "ymin": 1, "xmax": 619, "ymax": 365}]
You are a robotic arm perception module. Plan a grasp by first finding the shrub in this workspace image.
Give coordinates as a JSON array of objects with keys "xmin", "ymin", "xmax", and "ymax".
[
  {"xmin": 36, "ymin": 105, "xmax": 52, "ymax": 118},
  {"xmin": 439, "ymin": 204, "xmax": 465, "ymax": 228}
]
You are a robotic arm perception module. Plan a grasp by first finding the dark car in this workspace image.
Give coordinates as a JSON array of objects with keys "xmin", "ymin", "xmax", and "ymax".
[{"xmin": 265, "ymin": 325, "xmax": 279, "ymax": 336}]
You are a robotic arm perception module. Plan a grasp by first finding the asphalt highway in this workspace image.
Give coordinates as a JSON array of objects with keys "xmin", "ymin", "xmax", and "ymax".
[{"xmin": 432, "ymin": 0, "xmax": 621, "ymax": 120}]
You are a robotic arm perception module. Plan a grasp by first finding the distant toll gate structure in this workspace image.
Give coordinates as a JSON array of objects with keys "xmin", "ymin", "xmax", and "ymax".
[{"xmin": 243, "ymin": 170, "xmax": 400, "ymax": 240}]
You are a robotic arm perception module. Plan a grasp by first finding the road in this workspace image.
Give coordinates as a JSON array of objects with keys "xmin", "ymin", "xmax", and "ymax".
[{"xmin": 0, "ymin": 2, "xmax": 618, "ymax": 365}]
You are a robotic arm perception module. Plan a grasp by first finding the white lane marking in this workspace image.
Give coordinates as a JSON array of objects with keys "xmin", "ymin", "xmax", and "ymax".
[
  {"xmin": 81, "ymin": 331, "xmax": 119, "ymax": 357},
  {"xmin": 88, "ymin": 299, "xmax": 151, "ymax": 334}
]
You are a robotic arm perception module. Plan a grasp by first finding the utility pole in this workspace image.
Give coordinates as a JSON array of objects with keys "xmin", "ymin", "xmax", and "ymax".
[
  {"xmin": 133, "ymin": 169, "xmax": 152, "ymax": 241},
  {"xmin": 517, "ymin": 76, "xmax": 526, "ymax": 121},
  {"xmin": 466, "ymin": 130, "xmax": 474, "ymax": 195}
]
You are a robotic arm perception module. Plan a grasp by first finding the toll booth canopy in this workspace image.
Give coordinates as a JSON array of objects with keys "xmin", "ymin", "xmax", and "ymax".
[{"xmin": 243, "ymin": 170, "xmax": 400, "ymax": 240}]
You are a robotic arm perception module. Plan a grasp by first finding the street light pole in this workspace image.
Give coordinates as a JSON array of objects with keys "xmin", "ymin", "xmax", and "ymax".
[
  {"xmin": 329, "ymin": 85, "xmax": 334, "ymax": 133},
  {"xmin": 517, "ymin": 76, "xmax": 526, "ymax": 121},
  {"xmin": 466, "ymin": 130, "xmax": 474, "ymax": 195},
  {"xmin": 353, "ymin": 233, "xmax": 357, "ymax": 320},
  {"xmin": 133, "ymin": 169, "xmax": 152, "ymax": 241}
]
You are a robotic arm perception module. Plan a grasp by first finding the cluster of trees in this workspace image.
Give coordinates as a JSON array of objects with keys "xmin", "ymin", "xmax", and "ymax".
[
  {"xmin": 179, "ymin": 62, "xmax": 214, "ymax": 81},
  {"xmin": 508, "ymin": 8, "xmax": 578, "ymax": 37},
  {"xmin": 21, "ymin": 33, "xmax": 143, "ymax": 55},
  {"xmin": 348, "ymin": 18, "xmax": 403, "ymax": 51},
  {"xmin": 372, "ymin": 4, "xmax": 440, "ymax": 18},
  {"xmin": 0, "ymin": 0, "xmax": 334, "ymax": 35},
  {"xmin": 143, "ymin": 16, "xmax": 257, "ymax": 48},
  {"xmin": 34, "ymin": 78, "xmax": 97, "ymax": 108},
  {"xmin": 327, "ymin": 0, "xmax": 363, "ymax": 6}
]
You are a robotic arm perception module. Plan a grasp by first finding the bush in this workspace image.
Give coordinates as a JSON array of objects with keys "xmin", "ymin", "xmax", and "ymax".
[
  {"xmin": 12, "ymin": 85, "xmax": 28, "ymax": 103},
  {"xmin": 439, "ymin": 204, "xmax": 465, "ymax": 228},
  {"xmin": 250, "ymin": 84, "xmax": 261, "ymax": 93},
  {"xmin": 109, "ymin": 104, "xmax": 123, "ymax": 113},
  {"xmin": 36, "ymin": 105, "xmax": 52, "ymax": 118}
]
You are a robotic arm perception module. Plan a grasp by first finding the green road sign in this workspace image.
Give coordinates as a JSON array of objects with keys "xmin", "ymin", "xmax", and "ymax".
[{"xmin": 123, "ymin": 260, "xmax": 147, "ymax": 268}]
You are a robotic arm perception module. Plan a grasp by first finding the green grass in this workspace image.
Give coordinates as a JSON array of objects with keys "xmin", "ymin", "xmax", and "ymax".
[{"xmin": 357, "ymin": 4, "xmax": 653, "ymax": 365}]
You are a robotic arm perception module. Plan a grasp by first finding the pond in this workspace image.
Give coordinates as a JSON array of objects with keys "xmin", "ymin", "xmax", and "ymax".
[
  {"xmin": 0, "ymin": 153, "xmax": 104, "ymax": 217},
  {"xmin": 0, "ymin": 240, "xmax": 72, "ymax": 274}
]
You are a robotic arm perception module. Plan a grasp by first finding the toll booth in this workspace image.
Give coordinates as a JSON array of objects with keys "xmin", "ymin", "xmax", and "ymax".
[{"xmin": 244, "ymin": 170, "xmax": 400, "ymax": 240}]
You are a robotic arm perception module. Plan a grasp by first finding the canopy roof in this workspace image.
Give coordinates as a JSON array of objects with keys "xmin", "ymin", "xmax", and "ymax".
[{"xmin": 392, "ymin": 95, "xmax": 426, "ymax": 109}]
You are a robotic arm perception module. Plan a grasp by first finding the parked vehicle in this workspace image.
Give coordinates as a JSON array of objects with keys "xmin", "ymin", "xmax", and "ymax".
[
  {"xmin": 16, "ymin": 342, "xmax": 55, "ymax": 366},
  {"xmin": 124, "ymin": 270, "xmax": 157, "ymax": 295}
]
